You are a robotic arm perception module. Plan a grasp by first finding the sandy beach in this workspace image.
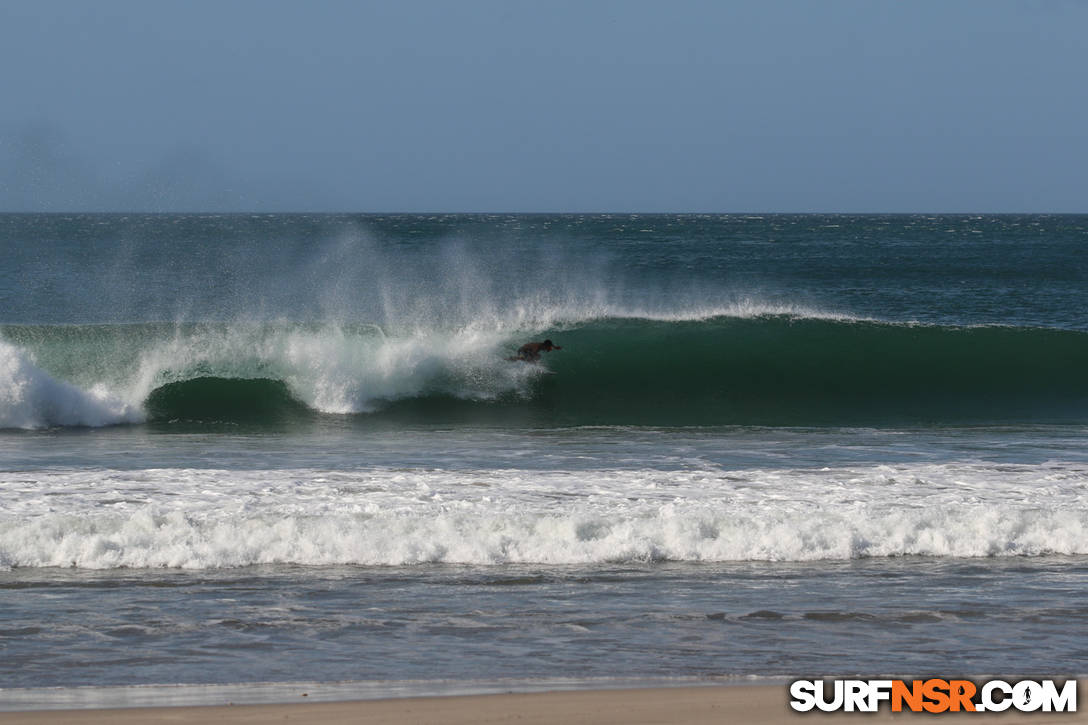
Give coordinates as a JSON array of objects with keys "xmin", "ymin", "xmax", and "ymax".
[{"xmin": 2, "ymin": 685, "xmax": 1085, "ymax": 725}]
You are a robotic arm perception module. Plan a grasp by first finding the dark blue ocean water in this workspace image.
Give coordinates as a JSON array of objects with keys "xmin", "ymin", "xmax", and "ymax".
[{"xmin": 1, "ymin": 214, "xmax": 1086, "ymax": 700}]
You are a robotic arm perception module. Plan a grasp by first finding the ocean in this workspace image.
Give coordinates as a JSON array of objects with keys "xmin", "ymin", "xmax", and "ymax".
[{"xmin": 1, "ymin": 214, "xmax": 1086, "ymax": 703}]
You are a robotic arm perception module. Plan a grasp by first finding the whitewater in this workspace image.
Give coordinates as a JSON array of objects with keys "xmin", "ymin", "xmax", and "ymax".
[{"xmin": 3, "ymin": 462, "xmax": 1087, "ymax": 570}]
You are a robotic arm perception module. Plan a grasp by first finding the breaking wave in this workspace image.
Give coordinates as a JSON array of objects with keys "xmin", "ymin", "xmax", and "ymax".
[{"xmin": 2, "ymin": 310, "xmax": 1087, "ymax": 429}]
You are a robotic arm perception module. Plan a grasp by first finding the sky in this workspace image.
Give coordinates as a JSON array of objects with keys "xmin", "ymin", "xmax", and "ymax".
[{"xmin": 0, "ymin": 0, "xmax": 1085, "ymax": 212}]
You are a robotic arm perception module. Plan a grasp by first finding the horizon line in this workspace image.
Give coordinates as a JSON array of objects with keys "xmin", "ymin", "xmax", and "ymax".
[{"xmin": 2, "ymin": 210, "xmax": 1086, "ymax": 216}]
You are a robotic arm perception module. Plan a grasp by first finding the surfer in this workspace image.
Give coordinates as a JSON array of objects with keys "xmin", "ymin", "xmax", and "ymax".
[{"xmin": 511, "ymin": 339, "xmax": 562, "ymax": 362}]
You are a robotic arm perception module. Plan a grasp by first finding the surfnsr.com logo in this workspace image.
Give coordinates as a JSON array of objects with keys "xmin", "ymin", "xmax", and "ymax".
[{"xmin": 789, "ymin": 679, "xmax": 1077, "ymax": 713}]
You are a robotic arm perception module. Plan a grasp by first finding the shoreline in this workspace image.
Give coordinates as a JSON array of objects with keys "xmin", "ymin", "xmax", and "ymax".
[
  {"xmin": 0, "ymin": 676, "xmax": 775, "ymax": 711},
  {"xmin": 2, "ymin": 683, "xmax": 1085, "ymax": 725}
]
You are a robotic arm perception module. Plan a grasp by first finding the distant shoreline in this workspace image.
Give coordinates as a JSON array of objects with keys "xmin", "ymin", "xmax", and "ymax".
[{"xmin": 0, "ymin": 676, "xmax": 770, "ymax": 712}]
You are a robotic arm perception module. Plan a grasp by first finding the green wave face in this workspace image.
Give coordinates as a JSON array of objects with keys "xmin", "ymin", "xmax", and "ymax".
[
  {"xmin": 3, "ymin": 317, "xmax": 1087, "ymax": 428},
  {"xmin": 528, "ymin": 318, "xmax": 1088, "ymax": 425}
]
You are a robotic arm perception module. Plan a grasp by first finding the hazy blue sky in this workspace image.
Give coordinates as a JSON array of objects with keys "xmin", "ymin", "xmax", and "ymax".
[{"xmin": 1, "ymin": 0, "xmax": 1085, "ymax": 212}]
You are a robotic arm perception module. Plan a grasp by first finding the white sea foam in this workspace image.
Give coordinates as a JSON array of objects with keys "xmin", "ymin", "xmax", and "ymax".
[
  {"xmin": 0, "ymin": 341, "xmax": 142, "ymax": 429},
  {"xmin": 2, "ymin": 462, "xmax": 1085, "ymax": 569}
]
